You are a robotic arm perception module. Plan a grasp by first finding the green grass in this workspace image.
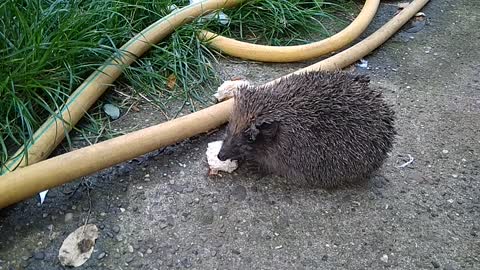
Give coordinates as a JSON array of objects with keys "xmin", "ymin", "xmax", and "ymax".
[{"xmin": 0, "ymin": 0, "xmax": 354, "ymax": 168}]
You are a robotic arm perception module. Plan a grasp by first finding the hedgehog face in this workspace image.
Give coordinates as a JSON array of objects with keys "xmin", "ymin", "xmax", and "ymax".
[{"xmin": 217, "ymin": 120, "xmax": 279, "ymax": 161}]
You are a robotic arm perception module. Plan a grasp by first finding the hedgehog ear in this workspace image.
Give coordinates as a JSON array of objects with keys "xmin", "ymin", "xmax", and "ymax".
[
  {"xmin": 255, "ymin": 120, "xmax": 279, "ymax": 139},
  {"xmin": 246, "ymin": 123, "xmax": 260, "ymax": 141}
]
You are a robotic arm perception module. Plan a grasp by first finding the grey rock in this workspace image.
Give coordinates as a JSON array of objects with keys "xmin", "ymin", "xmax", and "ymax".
[
  {"xmin": 64, "ymin": 213, "xmax": 73, "ymax": 222},
  {"xmin": 97, "ymin": 252, "xmax": 106, "ymax": 260},
  {"xmin": 33, "ymin": 251, "xmax": 45, "ymax": 260},
  {"xmin": 116, "ymin": 235, "xmax": 124, "ymax": 242}
]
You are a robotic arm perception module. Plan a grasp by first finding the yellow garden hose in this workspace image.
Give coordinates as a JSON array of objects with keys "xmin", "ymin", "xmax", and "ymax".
[
  {"xmin": 198, "ymin": 0, "xmax": 380, "ymax": 62},
  {"xmin": 0, "ymin": 0, "xmax": 430, "ymax": 209}
]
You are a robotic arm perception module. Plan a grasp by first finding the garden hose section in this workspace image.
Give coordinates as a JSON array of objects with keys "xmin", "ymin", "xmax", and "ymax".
[
  {"xmin": 0, "ymin": 0, "xmax": 430, "ymax": 209},
  {"xmin": 198, "ymin": 0, "xmax": 380, "ymax": 62}
]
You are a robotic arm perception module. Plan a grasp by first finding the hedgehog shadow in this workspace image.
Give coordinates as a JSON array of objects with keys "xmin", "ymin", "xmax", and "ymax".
[{"xmin": 223, "ymin": 163, "xmax": 390, "ymax": 194}]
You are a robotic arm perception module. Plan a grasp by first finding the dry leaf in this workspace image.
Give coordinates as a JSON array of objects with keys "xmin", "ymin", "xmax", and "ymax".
[
  {"xmin": 167, "ymin": 74, "xmax": 176, "ymax": 90},
  {"xmin": 58, "ymin": 224, "xmax": 99, "ymax": 267},
  {"xmin": 131, "ymin": 105, "xmax": 140, "ymax": 112}
]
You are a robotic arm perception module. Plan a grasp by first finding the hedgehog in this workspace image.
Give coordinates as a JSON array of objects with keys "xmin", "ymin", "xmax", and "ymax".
[{"xmin": 217, "ymin": 70, "xmax": 396, "ymax": 188}]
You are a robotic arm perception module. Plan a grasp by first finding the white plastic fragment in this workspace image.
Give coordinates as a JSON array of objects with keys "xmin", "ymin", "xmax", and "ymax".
[
  {"xmin": 415, "ymin": 12, "xmax": 426, "ymax": 17},
  {"xmin": 216, "ymin": 12, "xmax": 230, "ymax": 25},
  {"xmin": 397, "ymin": 154, "xmax": 414, "ymax": 168},
  {"xmin": 356, "ymin": 59, "xmax": 369, "ymax": 68},
  {"xmin": 214, "ymin": 80, "xmax": 251, "ymax": 102},
  {"xmin": 190, "ymin": 0, "xmax": 230, "ymax": 25},
  {"xmin": 206, "ymin": 141, "xmax": 238, "ymax": 174},
  {"xmin": 168, "ymin": 4, "xmax": 179, "ymax": 12},
  {"xmin": 39, "ymin": 190, "xmax": 48, "ymax": 204},
  {"xmin": 58, "ymin": 224, "xmax": 99, "ymax": 267}
]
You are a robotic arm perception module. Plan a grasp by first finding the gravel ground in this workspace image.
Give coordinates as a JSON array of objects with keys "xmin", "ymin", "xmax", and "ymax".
[{"xmin": 1, "ymin": 1, "xmax": 479, "ymax": 269}]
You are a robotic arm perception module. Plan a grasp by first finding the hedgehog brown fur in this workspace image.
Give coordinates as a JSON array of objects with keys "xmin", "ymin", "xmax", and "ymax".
[{"xmin": 217, "ymin": 70, "xmax": 396, "ymax": 188}]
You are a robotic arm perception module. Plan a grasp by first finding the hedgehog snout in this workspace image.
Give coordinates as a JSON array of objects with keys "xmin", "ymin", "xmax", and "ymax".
[
  {"xmin": 217, "ymin": 150, "xmax": 228, "ymax": 161},
  {"xmin": 217, "ymin": 143, "xmax": 232, "ymax": 161},
  {"xmin": 218, "ymin": 141, "xmax": 241, "ymax": 161}
]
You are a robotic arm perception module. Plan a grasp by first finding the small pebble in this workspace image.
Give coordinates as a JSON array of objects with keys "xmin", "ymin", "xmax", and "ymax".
[
  {"xmin": 173, "ymin": 184, "xmax": 184, "ymax": 193},
  {"xmin": 146, "ymin": 249, "xmax": 153, "ymax": 254},
  {"xmin": 113, "ymin": 225, "xmax": 121, "ymax": 234},
  {"xmin": 443, "ymin": 264, "xmax": 455, "ymax": 270},
  {"xmin": 33, "ymin": 251, "xmax": 45, "ymax": 260},
  {"xmin": 431, "ymin": 261, "xmax": 440, "ymax": 268},
  {"xmin": 380, "ymin": 254, "xmax": 388, "ymax": 263},
  {"xmin": 126, "ymin": 256, "xmax": 134, "ymax": 263},
  {"xmin": 180, "ymin": 258, "xmax": 192, "ymax": 268},
  {"xmin": 97, "ymin": 252, "xmax": 106, "ymax": 260},
  {"xmin": 442, "ymin": 149, "xmax": 449, "ymax": 154},
  {"xmin": 64, "ymin": 213, "xmax": 73, "ymax": 222},
  {"xmin": 128, "ymin": 245, "xmax": 134, "ymax": 253}
]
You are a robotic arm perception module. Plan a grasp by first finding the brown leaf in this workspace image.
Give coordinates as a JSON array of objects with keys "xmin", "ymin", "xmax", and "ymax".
[
  {"xmin": 131, "ymin": 105, "xmax": 140, "ymax": 112},
  {"xmin": 167, "ymin": 74, "xmax": 176, "ymax": 90}
]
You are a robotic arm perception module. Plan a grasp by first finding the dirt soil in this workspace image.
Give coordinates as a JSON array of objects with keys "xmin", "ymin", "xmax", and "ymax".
[{"xmin": 1, "ymin": 1, "xmax": 479, "ymax": 269}]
